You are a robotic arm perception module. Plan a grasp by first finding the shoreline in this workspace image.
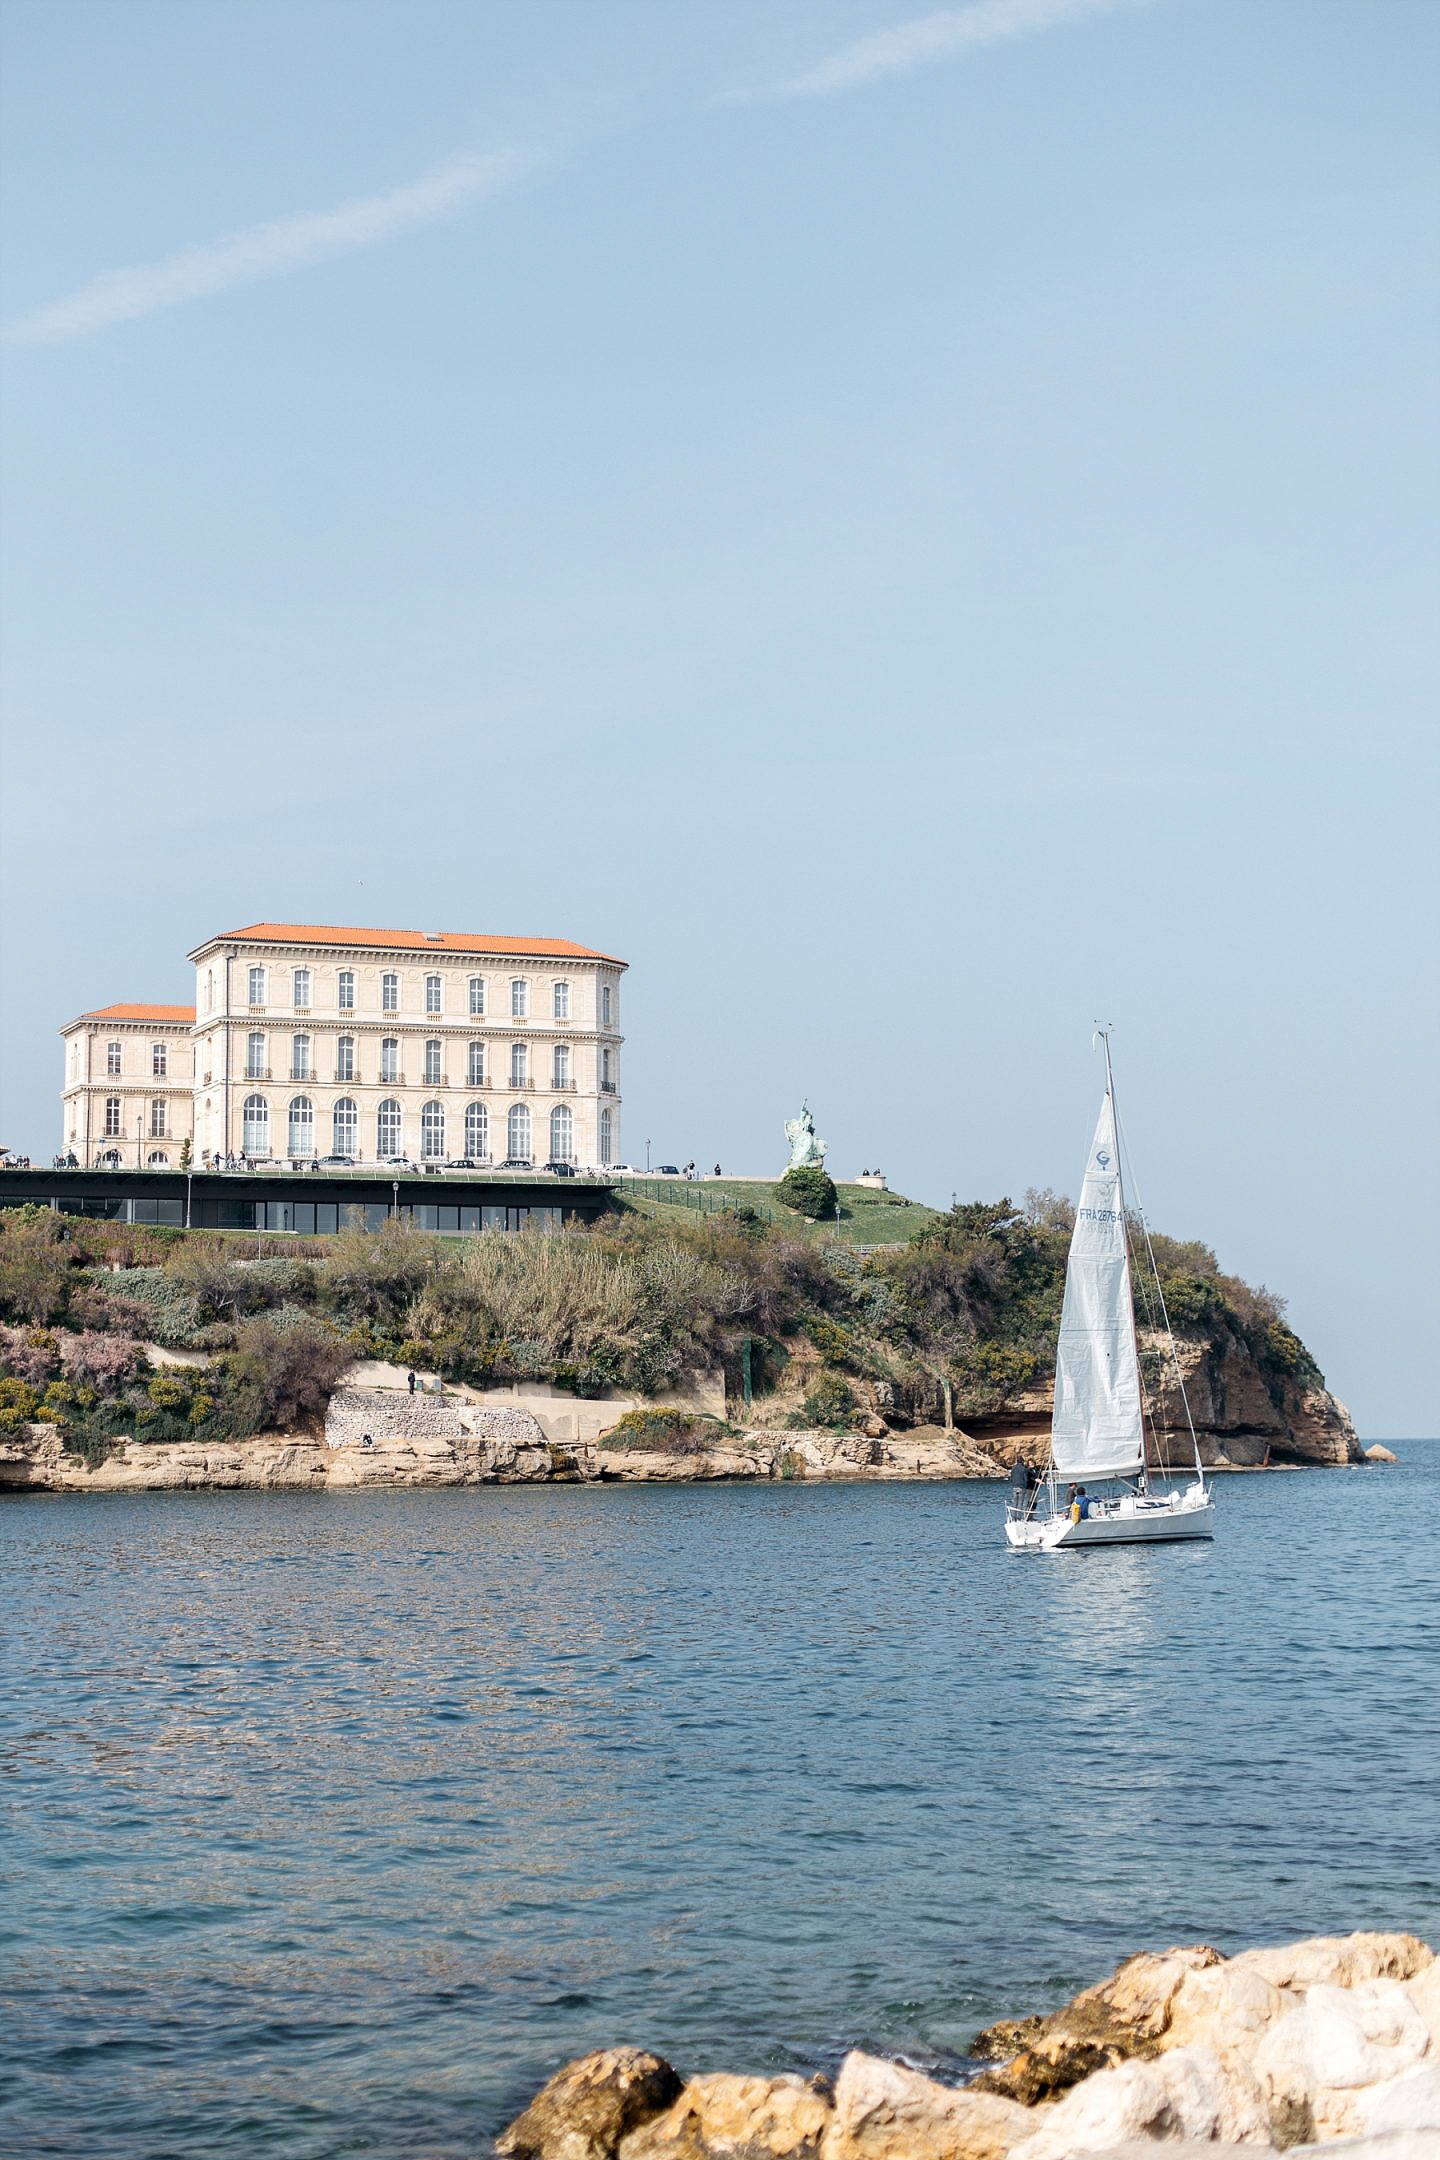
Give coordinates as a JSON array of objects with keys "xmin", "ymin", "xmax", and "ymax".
[{"xmin": 495, "ymin": 1930, "xmax": 1440, "ymax": 2159}]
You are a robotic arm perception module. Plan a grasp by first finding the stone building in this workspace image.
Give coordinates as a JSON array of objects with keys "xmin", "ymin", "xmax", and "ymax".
[
  {"xmin": 60, "ymin": 921, "xmax": 626, "ymax": 1169},
  {"xmin": 59, "ymin": 1003, "xmax": 198, "ymax": 1166}
]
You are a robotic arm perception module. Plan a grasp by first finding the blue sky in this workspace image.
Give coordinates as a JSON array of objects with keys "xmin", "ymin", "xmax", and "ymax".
[{"xmin": 1, "ymin": 0, "xmax": 1435, "ymax": 1432}]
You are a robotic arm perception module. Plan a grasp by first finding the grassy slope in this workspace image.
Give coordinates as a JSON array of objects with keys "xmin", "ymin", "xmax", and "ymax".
[{"xmin": 610, "ymin": 1178, "xmax": 942, "ymax": 1245}]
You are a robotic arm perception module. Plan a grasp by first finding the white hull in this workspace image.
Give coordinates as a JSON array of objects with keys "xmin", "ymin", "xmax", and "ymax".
[{"xmin": 1006, "ymin": 1485, "xmax": 1214, "ymax": 1551}]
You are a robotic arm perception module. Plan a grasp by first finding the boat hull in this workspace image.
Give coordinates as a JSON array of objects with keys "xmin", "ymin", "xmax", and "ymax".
[{"xmin": 1006, "ymin": 1489, "xmax": 1215, "ymax": 1551}]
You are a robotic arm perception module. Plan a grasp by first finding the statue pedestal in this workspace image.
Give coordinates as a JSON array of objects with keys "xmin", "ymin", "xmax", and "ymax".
[{"xmin": 854, "ymin": 1173, "xmax": 887, "ymax": 1191}]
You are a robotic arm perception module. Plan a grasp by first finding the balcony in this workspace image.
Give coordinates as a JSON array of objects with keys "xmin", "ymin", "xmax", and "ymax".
[
  {"xmin": 289, "ymin": 1069, "xmax": 314, "ymax": 1084},
  {"xmin": 550, "ymin": 1077, "xmax": 576, "ymax": 1091},
  {"xmin": 293, "ymin": 1006, "xmax": 311, "ymax": 1018},
  {"xmin": 248, "ymin": 1004, "xmax": 266, "ymax": 1015},
  {"xmin": 600, "ymin": 1079, "xmax": 618, "ymax": 1094},
  {"xmin": 508, "ymin": 1075, "xmax": 535, "ymax": 1091},
  {"xmin": 379, "ymin": 1072, "xmax": 405, "ymax": 1087},
  {"xmin": 466, "ymin": 1074, "xmax": 491, "ymax": 1090},
  {"xmin": 245, "ymin": 1067, "xmax": 272, "ymax": 1082},
  {"xmin": 333, "ymin": 1070, "xmax": 356, "ymax": 1084}
]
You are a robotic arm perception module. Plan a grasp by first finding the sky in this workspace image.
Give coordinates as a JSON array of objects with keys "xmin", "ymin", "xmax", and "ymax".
[{"xmin": 0, "ymin": 0, "xmax": 1435, "ymax": 1433}]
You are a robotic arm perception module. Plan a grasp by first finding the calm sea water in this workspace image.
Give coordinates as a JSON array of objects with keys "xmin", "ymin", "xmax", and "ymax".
[{"xmin": 3, "ymin": 1450, "xmax": 1437, "ymax": 2160}]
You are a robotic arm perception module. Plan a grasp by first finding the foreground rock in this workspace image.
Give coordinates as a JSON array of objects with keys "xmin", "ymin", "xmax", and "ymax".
[{"xmin": 495, "ymin": 1931, "xmax": 1439, "ymax": 2158}]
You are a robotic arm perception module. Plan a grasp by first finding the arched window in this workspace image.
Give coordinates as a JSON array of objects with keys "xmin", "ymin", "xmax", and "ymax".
[
  {"xmin": 421, "ymin": 1101, "xmax": 446, "ymax": 1159},
  {"xmin": 152, "ymin": 1041, "xmax": 168, "ymax": 1078},
  {"xmin": 246, "ymin": 1031, "xmax": 265, "ymax": 1079},
  {"xmin": 242, "ymin": 1094, "xmax": 269, "ymax": 1155},
  {"xmin": 332, "ymin": 1098, "xmax": 358, "ymax": 1158},
  {"xmin": 599, "ymin": 1106, "xmax": 613, "ymax": 1165},
  {"xmin": 510, "ymin": 1043, "xmax": 528, "ymax": 1086},
  {"xmin": 464, "ymin": 1101, "xmax": 488, "ymax": 1159},
  {"xmin": 288, "ymin": 1096, "xmax": 315, "ymax": 1157},
  {"xmin": 468, "ymin": 975, "xmax": 485, "ymax": 1015},
  {"xmin": 467, "ymin": 1040, "xmax": 484, "ymax": 1085},
  {"xmin": 380, "ymin": 1037, "xmax": 399, "ymax": 1083},
  {"xmin": 377, "ymin": 1099, "xmax": 402, "ymax": 1158},
  {"xmin": 507, "ymin": 1104, "xmax": 531, "ymax": 1162},
  {"xmin": 150, "ymin": 1100, "xmax": 167, "ymax": 1138},
  {"xmin": 148, "ymin": 1151, "xmax": 169, "ymax": 1166},
  {"xmin": 335, "ymin": 1036, "xmax": 355, "ymax": 1082},
  {"xmin": 549, "ymin": 1105, "xmax": 573, "ymax": 1163},
  {"xmin": 291, "ymin": 1033, "xmax": 312, "ymax": 1081},
  {"xmin": 552, "ymin": 1044, "xmax": 570, "ymax": 1088},
  {"xmin": 104, "ymin": 1097, "xmax": 122, "ymax": 1136},
  {"xmin": 424, "ymin": 1038, "xmax": 442, "ymax": 1084}
]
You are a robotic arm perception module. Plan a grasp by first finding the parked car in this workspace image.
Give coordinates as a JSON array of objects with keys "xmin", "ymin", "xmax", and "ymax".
[
  {"xmin": 544, "ymin": 1161, "xmax": 578, "ymax": 1178},
  {"xmin": 381, "ymin": 1156, "xmax": 413, "ymax": 1170},
  {"xmin": 606, "ymin": 1163, "xmax": 634, "ymax": 1175},
  {"xmin": 654, "ymin": 1164, "xmax": 682, "ymax": 1177},
  {"xmin": 498, "ymin": 1157, "xmax": 534, "ymax": 1171},
  {"xmin": 317, "ymin": 1154, "xmax": 356, "ymax": 1168},
  {"xmin": 443, "ymin": 1158, "xmax": 482, "ymax": 1171}
]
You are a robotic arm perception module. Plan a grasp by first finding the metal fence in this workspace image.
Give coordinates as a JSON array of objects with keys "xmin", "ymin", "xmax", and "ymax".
[{"xmin": 613, "ymin": 1177, "xmax": 775, "ymax": 1223}]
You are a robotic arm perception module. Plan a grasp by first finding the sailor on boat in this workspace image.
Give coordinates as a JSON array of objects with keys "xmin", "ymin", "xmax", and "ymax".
[{"xmin": 1005, "ymin": 1031, "xmax": 1216, "ymax": 1552}]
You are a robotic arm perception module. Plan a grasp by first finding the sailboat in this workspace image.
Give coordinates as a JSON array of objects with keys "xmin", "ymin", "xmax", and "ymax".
[{"xmin": 1005, "ymin": 1033, "xmax": 1215, "ymax": 1550}]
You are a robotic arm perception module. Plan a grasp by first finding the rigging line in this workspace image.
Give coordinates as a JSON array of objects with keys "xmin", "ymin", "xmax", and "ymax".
[{"xmin": 1112, "ymin": 1099, "xmax": 1206, "ymax": 1485}]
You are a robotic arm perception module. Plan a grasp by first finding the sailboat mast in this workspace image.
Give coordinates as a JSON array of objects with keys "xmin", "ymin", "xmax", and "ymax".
[{"xmin": 1099, "ymin": 1030, "xmax": 1150, "ymax": 1492}]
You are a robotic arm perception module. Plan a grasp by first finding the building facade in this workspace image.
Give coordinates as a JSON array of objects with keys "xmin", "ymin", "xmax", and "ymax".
[
  {"xmin": 59, "ymin": 1004, "xmax": 198, "ymax": 1166},
  {"xmin": 183, "ymin": 922, "xmax": 625, "ymax": 1167}
]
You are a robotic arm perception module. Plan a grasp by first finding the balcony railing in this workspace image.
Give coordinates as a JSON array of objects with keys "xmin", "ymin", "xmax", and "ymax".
[
  {"xmin": 550, "ymin": 1077, "xmax": 576, "ymax": 1090},
  {"xmin": 466, "ymin": 1074, "xmax": 490, "ymax": 1089},
  {"xmin": 333, "ymin": 1069, "xmax": 356, "ymax": 1084},
  {"xmin": 289, "ymin": 1068, "xmax": 314, "ymax": 1083},
  {"xmin": 600, "ymin": 1079, "xmax": 618, "ymax": 1093},
  {"xmin": 422, "ymin": 1073, "xmax": 448, "ymax": 1089},
  {"xmin": 508, "ymin": 1075, "xmax": 534, "ymax": 1091},
  {"xmin": 379, "ymin": 1072, "xmax": 405, "ymax": 1086},
  {"xmin": 246, "ymin": 1066, "xmax": 272, "ymax": 1081}
]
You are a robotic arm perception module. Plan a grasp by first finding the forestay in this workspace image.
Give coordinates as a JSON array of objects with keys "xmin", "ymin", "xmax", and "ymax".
[{"xmin": 1050, "ymin": 1090, "xmax": 1145, "ymax": 1480}]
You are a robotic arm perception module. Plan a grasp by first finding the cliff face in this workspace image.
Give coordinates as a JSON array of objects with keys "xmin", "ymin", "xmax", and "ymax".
[{"xmin": 957, "ymin": 1330, "xmax": 1361, "ymax": 1470}]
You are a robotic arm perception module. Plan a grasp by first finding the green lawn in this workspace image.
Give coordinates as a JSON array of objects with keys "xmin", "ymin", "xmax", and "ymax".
[{"xmin": 609, "ymin": 1176, "xmax": 942, "ymax": 1246}]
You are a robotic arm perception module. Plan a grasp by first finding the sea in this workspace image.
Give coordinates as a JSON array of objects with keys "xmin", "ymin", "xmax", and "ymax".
[{"xmin": 2, "ymin": 1447, "xmax": 1436, "ymax": 2159}]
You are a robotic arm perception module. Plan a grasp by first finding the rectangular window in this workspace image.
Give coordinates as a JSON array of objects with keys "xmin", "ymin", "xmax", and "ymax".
[
  {"xmin": 336, "ymin": 1037, "xmax": 355, "ymax": 1082},
  {"xmin": 380, "ymin": 1038, "xmax": 399, "ymax": 1083},
  {"xmin": 510, "ymin": 1044, "xmax": 528, "ymax": 1086},
  {"xmin": 553, "ymin": 1045, "xmax": 570, "ymax": 1087},
  {"xmin": 150, "ymin": 1100, "xmax": 167, "ymax": 1138},
  {"xmin": 511, "ymin": 979, "xmax": 528, "ymax": 1018},
  {"xmin": 469, "ymin": 976, "xmax": 485, "ymax": 1016},
  {"xmin": 104, "ymin": 1097, "xmax": 121, "ymax": 1136},
  {"xmin": 468, "ymin": 1042, "xmax": 484, "ymax": 1085},
  {"xmin": 293, "ymin": 968, "xmax": 311, "ymax": 1010},
  {"xmin": 425, "ymin": 973, "xmax": 442, "ymax": 1014},
  {"xmin": 601, "ymin": 984, "xmax": 613, "ymax": 1027},
  {"xmin": 601, "ymin": 1047, "xmax": 614, "ymax": 1087},
  {"xmin": 553, "ymin": 981, "xmax": 570, "ymax": 1020},
  {"xmin": 382, "ymin": 972, "xmax": 399, "ymax": 1013},
  {"xmin": 424, "ymin": 1039, "xmax": 442, "ymax": 1085},
  {"xmin": 248, "ymin": 966, "xmax": 266, "ymax": 1005},
  {"xmin": 337, "ymin": 970, "xmax": 355, "ymax": 1011},
  {"xmin": 106, "ymin": 1042, "xmax": 122, "ymax": 1076},
  {"xmin": 292, "ymin": 1035, "xmax": 312, "ymax": 1081},
  {"xmin": 152, "ymin": 1042, "xmax": 167, "ymax": 1078},
  {"xmin": 247, "ymin": 1033, "xmax": 266, "ymax": 1079}
]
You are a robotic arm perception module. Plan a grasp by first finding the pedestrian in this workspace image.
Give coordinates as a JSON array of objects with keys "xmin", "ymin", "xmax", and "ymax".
[
  {"xmin": 407, "ymin": 1370, "xmax": 417, "ymax": 1395},
  {"xmin": 713, "ymin": 1163, "xmax": 721, "ymax": 1178}
]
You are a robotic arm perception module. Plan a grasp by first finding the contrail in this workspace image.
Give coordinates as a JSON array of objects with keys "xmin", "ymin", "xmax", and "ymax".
[
  {"xmin": 758, "ymin": 0, "xmax": 1151, "ymax": 100},
  {"xmin": 2, "ymin": 145, "xmax": 540, "ymax": 347}
]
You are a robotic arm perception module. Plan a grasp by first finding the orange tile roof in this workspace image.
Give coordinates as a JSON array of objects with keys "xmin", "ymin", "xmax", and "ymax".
[
  {"xmin": 83, "ymin": 1003, "xmax": 196, "ymax": 1023},
  {"xmin": 192, "ymin": 922, "xmax": 626, "ymax": 964}
]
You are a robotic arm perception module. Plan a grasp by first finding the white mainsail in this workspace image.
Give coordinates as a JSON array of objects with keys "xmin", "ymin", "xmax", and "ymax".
[{"xmin": 1050, "ymin": 1088, "xmax": 1145, "ymax": 1481}]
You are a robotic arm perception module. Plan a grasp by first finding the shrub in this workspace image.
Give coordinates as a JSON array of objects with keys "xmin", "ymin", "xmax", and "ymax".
[
  {"xmin": 799, "ymin": 1371, "xmax": 854, "ymax": 1428},
  {"xmin": 0, "ymin": 1325, "xmax": 62, "ymax": 1388},
  {"xmin": 58, "ymin": 1330, "xmax": 144, "ymax": 1393},
  {"xmin": 91, "ymin": 1268, "xmax": 207, "ymax": 1347},
  {"xmin": 225, "ymin": 1317, "xmax": 356, "ymax": 1434},
  {"xmin": 606, "ymin": 1409, "xmax": 728, "ymax": 1455},
  {"xmin": 0, "ymin": 1208, "xmax": 72, "ymax": 1325},
  {"xmin": 0, "ymin": 1375, "xmax": 42, "ymax": 1432},
  {"xmin": 318, "ymin": 1217, "xmax": 436, "ymax": 1324},
  {"xmin": 777, "ymin": 1166, "xmax": 838, "ymax": 1220}
]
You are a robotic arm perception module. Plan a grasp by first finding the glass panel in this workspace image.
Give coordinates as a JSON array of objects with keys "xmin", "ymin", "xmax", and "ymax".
[
  {"xmin": 459, "ymin": 1205, "xmax": 482, "ymax": 1233},
  {"xmin": 482, "ymin": 1206, "xmax": 507, "ymax": 1231},
  {"xmin": 292, "ymin": 1203, "xmax": 316, "ymax": 1235},
  {"xmin": 314, "ymin": 1204, "xmax": 338, "ymax": 1234}
]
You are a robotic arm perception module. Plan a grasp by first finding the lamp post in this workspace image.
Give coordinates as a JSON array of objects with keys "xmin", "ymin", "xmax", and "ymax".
[{"xmin": 136, "ymin": 1118, "xmax": 143, "ymax": 1171}]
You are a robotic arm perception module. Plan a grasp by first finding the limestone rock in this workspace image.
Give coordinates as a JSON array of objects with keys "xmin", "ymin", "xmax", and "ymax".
[
  {"xmin": 1252, "ymin": 1979, "xmax": 1432, "ymax": 2143},
  {"xmin": 1233, "ymin": 1932, "xmax": 1434, "ymax": 1993},
  {"xmin": 498, "ymin": 2048, "xmax": 684, "ymax": 2160},
  {"xmin": 1162, "ymin": 1958, "xmax": 1293, "ymax": 2064},
  {"xmin": 621, "ymin": 2072, "xmax": 831, "ymax": 2160},
  {"xmin": 968, "ymin": 2017, "xmax": 1045, "ymax": 2064},
  {"xmin": 1365, "ymin": 1444, "xmax": 1399, "ymax": 1463},
  {"xmin": 1402, "ymin": 1956, "xmax": 1440, "ymax": 2052},
  {"xmin": 971, "ymin": 2036, "xmax": 1122, "ymax": 2108},
  {"xmin": 1357, "ymin": 2063, "xmax": 1440, "ymax": 2137},
  {"xmin": 1290, "ymin": 2137, "xmax": 1440, "ymax": 2159},
  {"xmin": 1038, "ymin": 1943, "xmax": 1223, "ymax": 2058},
  {"xmin": 823, "ymin": 2051, "xmax": 1029, "ymax": 2160},
  {"xmin": 1008, "ymin": 2041, "xmax": 1271, "ymax": 2157}
]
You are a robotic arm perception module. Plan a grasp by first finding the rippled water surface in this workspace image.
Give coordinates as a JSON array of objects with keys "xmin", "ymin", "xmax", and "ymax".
[{"xmin": 3, "ymin": 1452, "xmax": 1437, "ymax": 2158}]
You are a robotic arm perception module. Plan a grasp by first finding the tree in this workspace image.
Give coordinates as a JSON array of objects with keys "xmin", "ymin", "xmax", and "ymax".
[
  {"xmin": 777, "ymin": 1166, "xmax": 838, "ymax": 1221},
  {"xmin": 225, "ymin": 1318, "xmax": 355, "ymax": 1434},
  {"xmin": 0, "ymin": 1207, "xmax": 71, "ymax": 1325}
]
